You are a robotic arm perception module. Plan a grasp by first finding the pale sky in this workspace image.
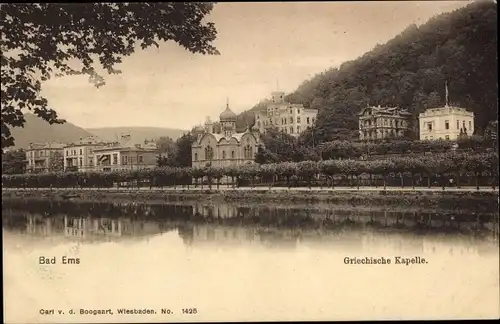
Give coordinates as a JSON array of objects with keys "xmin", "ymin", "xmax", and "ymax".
[{"xmin": 40, "ymin": 1, "xmax": 470, "ymax": 130}]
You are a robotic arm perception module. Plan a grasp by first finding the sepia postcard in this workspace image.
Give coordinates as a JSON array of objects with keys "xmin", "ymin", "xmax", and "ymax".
[{"xmin": 1, "ymin": 1, "xmax": 499, "ymax": 323}]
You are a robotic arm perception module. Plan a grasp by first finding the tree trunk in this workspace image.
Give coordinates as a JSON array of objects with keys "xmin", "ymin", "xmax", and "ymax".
[
  {"xmin": 456, "ymin": 172, "xmax": 461, "ymax": 188},
  {"xmin": 427, "ymin": 176, "xmax": 431, "ymax": 188},
  {"xmin": 476, "ymin": 172, "xmax": 480, "ymax": 191},
  {"xmin": 369, "ymin": 174, "xmax": 373, "ymax": 187},
  {"xmin": 383, "ymin": 175, "xmax": 387, "ymax": 191},
  {"xmin": 411, "ymin": 173, "xmax": 415, "ymax": 190},
  {"xmin": 400, "ymin": 172, "xmax": 404, "ymax": 188},
  {"xmin": 356, "ymin": 175, "xmax": 360, "ymax": 190},
  {"xmin": 441, "ymin": 173, "xmax": 445, "ymax": 191},
  {"xmin": 217, "ymin": 179, "xmax": 220, "ymax": 190}
]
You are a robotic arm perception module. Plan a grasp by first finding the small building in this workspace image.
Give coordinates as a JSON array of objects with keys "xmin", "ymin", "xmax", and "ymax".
[
  {"xmin": 92, "ymin": 135, "xmax": 160, "ymax": 172},
  {"xmin": 191, "ymin": 100, "xmax": 260, "ymax": 168},
  {"xmin": 63, "ymin": 136, "xmax": 107, "ymax": 172},
  {"xmin": 358, "ymin": 105, "xmax": 412, "ymax": 141},
  {"xmin": 418, "ymin": 82, "xmax": 475, "ymax": 141},
  {"xmin": 418, "ymin": 106, "xmax": 474, "ymax": 141},
  {"xmin": 25, "ymin": 142, "xmax": 65, "ymax": 173},
  {"xmin": 254, "ymin": 90, "xmax": 318, "ymax": 136}
]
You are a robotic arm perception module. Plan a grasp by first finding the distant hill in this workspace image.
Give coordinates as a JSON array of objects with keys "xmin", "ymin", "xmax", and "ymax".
[
  {"xmin": 86, "ymin": 127, "xmax": 187, "ymax": 145},
  {"xmin": 238, "ymin": 1, "xmax": 498, "ymax": 143},
  {"xmin": 10, "ymin": 114, "xmax": 93, "ymax": 149}
]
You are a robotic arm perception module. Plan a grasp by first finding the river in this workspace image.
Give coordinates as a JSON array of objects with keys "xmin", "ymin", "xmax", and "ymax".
[{"xmin": 2, "ymin": 198, "xmax": 499, "ymax": 322}]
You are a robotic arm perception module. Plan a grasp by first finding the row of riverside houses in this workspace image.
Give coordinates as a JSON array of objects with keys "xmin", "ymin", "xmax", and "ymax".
[
  {"xmin": 358, "ymin": 83, "xmax": 475, "ymax": 142},
  {"xmin": 25, "ymin": 135, "xmax": 161, "ymax": 174}
]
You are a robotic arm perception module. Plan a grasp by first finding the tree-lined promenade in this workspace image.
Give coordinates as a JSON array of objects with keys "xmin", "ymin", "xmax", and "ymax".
[{"xmin": 2, "ymin": 151, "xmax": 498, "ymax": 191}]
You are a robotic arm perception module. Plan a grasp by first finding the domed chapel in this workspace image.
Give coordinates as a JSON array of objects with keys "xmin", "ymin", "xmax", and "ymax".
[{"xmin": 191, "ymin": 99, "xmax": 261, "ymax": 168}]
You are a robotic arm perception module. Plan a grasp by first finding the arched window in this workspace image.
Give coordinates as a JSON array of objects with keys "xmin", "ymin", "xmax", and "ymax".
[
  {"xmin": 222, "ymin": 151, "xmax": 226, "ymax": 159},
  {"xmin": 244, "ymin": 145, "xmax": 253, "ymax": 159},
  {"xmin": 204, "ymin": 146, "xmax": 214, "ymax": 160},
  {"xmin": 194, "ymin": 153, "xmax": 198, "ymax": 161},
  {"xmin": 231, "ymin": 151, "xmax": 235, "ymax": 159}
]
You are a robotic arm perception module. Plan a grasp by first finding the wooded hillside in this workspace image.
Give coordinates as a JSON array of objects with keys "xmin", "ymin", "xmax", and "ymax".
[{"xmin": 240, "ymin": 1, "xmax": 498, "ymax": 143}]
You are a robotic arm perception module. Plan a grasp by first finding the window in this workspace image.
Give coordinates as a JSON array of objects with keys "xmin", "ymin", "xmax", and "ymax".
[
  {"xmin": 297, "ymin": 109, "xmax": 301, "ymax": 114},
  {"xmin": 194, "ymin": 153, "xmax": 198, "ymax": 161},
  {"xmin": 445, "ymin": 120, "xmax": 449, "ymax": 130},
  {"xmin": 457, "ymin": 120, "xmax": 459, "ymax": 130},
  {"xmin": 290, "ymin": 127, "xmax": 293, "ymax": 133},
  {"xmin": 430, "ymin": 136, "xmax": 433, "ymax": 140},
  {"xmin": 204, "ymin": 146, "xmax": 214, "ymax": 160},
  {"xmin": 469, "ymin": 121, "xmax": 472, "ymax": 130},
  {"xmin": 138, "ymin": 156, "xmax": 143, "ymax": 163},
  {"xmin": 65, "ymin": 151, "xmax": 68, "ymax": 156},
  {"xmin": 231, "ymin": 151, "xmax": 235, "ymax": 159},
  {"xmin": 243, "ymin": 145, "xmax": 253, "ymax": 159},
  {"xmin": 222, "ymin": 151, "xmax": 226, "ymax": 159},
  {"xmin": 297, "ymin": 126, "xmax": 301, "ymax": 133},
  {"xmin": 289, "ymin": 117, "xmax": 293, "ymax": 123},
  {"xmin": 289, "ymin": 109, "xmax": 292, "ymax": 114},
  {"xmin": 307, "ymin": 117, "xmax": 310, "ymax": 124},
  {"xmin": 80, "ymin": 149, "xmax": 83, "ymax": 155},
  {"xmin": 297, "ymin": 117, "xmax": 301, "ymax": 124},
  {"xmin": 445, "ymin": 135, "xmax": 450, "ymax": 140},
  {"xmin": 79, "ymin": 157, "xmax": 83, "ymax": 166},
  {"xmin": 284, "ymin": 128, "xmax": 287, "ymax": 134},
  {"xmin": 427, "ymin": 122, "xmax": 432, "ymax": 131},
  {"xmin": 112, "ymin": 154, "xmax": 118, "ymax": 165},
  {"xmin": 425, "ymin": 136, "xmax": 428, "ymax": 140}
]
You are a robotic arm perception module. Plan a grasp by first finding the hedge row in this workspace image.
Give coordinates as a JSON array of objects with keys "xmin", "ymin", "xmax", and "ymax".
[
  {"xmin": 318, "ymin": 137, "xmax": 494, "ymax": 159},
  {"xmin": 2, "ymin": 151, "xmax": 498, "ymax": 190}
]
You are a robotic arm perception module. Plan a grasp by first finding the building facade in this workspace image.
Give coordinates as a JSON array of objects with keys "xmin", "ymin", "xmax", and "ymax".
[
  {"xmin": 191, "ymin": 102, "xmax": 260, "ymax": 168},
  {"xmin": 25, "ymin": 142, "xmax": 65, "ymax": 173},
  {"xmin": 418, "ymin": 105, "xmax": 474, "ymax": 141},
  {"xmin": 92, "ymin": 136, "xmax": 160, "ymax": 172},
  {"xmin": 254, "ymin": 91, "xmax": 318, "ymax": 136},
  {"xmin": 63, "ymin": 136, "xmax": 108, "ymax": 172},
  {"xmin": 358, "ymin": 105, "xmax": 412, "ymax": 141}
]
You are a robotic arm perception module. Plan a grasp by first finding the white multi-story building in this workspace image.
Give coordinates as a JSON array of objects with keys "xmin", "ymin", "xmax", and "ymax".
[
  {"xmin": 63, "ymin": 136, "xmax": 107, "ymax": 172},
  {"xmin": 419, "ymin": 106, "xmax": 474, "ymax": 141},
  {"xmin": 418, "ymin": 83, "xmax": 475, "ymax": 141},
  {"xmin": 25, "ymin": 142, "xmax": 65, "ymax": 173},
  {"xmin": 254, "ymin": 90, "xmax": 318, "ymax": 136}
]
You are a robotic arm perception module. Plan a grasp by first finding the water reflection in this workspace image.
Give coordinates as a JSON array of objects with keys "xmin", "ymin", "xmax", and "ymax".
[
  {"xmin": 2, "ymin": 198, "xmax": 498, "ymax": 253},
  {"xmin": 2, "ymin": 198, "xmax": 499, "ymax": 321}
]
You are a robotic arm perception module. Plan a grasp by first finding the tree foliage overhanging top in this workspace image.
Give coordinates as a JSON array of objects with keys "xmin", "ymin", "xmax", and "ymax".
[{"xmin": 1, "ymin": 2, "xmax": 219, "ymax": 148}]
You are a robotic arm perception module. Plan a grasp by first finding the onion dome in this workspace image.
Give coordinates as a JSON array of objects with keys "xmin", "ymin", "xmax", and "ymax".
[
  {"xmin": 193, "ymin": 125, "xmax": 205, "ymax": 133},
  {"xmin": 220, "ymin": 107, "xmax": 237, "ymax": 121}
]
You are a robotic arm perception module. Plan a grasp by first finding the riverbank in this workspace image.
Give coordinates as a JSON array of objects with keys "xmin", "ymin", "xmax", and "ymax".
[{"xmin": 2, "ymin": 186, "xmax": 499, "ymax": 211}]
